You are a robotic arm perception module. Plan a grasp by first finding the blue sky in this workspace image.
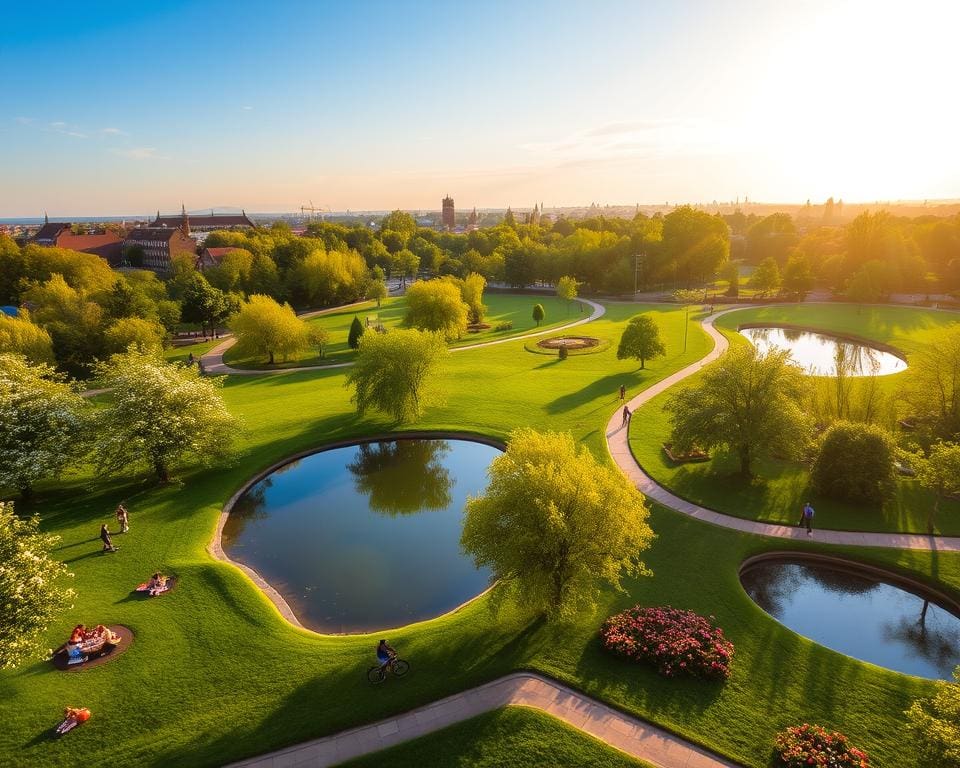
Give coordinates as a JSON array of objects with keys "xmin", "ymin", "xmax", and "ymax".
[{"xmin": 1, "ymin": 0, "xmax": 957, "ymax": 216}]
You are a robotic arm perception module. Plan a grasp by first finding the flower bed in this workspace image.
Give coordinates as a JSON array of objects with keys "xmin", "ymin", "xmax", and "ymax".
[
  {"xmin": 774, "ymin": 724, "xmax": 870, "ymax": 767},
  {"xmin": 600, "ymin": 605, "xmax": 734, "ymax": 680}
]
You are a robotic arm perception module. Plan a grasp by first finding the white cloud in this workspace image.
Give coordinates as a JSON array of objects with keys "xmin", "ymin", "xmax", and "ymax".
[
  {"xmin": 242, "ymin": 105, "xmax": 253, "ymax": 111},
  {"xmin": 15, "ymin": 116, "xmax": 34, "ymax": 125},
  {"xmin": 100, "ymin": 127, "xmax": 127, "ymax": 136},
  {"xmin": 112, "ymin": 147, "xmax": 164, "ymax": 160}
]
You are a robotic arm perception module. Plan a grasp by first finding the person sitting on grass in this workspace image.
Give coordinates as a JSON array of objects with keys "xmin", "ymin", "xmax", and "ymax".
[
  {"xmin": 56, "ymin": 706, "xmax": 91, "ymax": 735},
  {"xmin": 376, "ymin": 639, "xmax": 397, "ymax": 669},
  {"xmin": 144, "ymin": 572, "xmax": 169, "ymax": 596},
  {"xmin": 65, "ymin": 625, "xmax": 88, "ymax": 664},
  {"xmin": 100, "ymin": 523, "xmax": 118, "ymax": 552}
]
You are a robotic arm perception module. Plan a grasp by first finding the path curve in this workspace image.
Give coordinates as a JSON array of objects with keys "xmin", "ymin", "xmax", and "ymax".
[
  {"xmin": 201, "ymin": 297, "xmax": 605, "ymax": 375},
  {"xmin": 606, "ymin": 306, "xmax": 960, "ymax": 551},
  {"xmin": 223, "ymin": 671, "xmax": 740, "ymax": 768}
]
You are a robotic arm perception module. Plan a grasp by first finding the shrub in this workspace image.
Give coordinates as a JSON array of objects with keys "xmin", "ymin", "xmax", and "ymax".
[
  {"xmin": 600, "ymin": 605, "xmax": 734, "ymax": 680},
  {"xmin": 348, "ymin": 316, "xmax": 364, "ymax": 349},
  {"xmin": 774, "ymin": 724, "xmax": 870, "ymax": 768},
  {"xmin": 558, "ymin": 344, "xmax": 569, "ymax": 360},
  {"xmin": 811, "ymin": 420, "xmax": 896, "ymax": 504},
  {"xmin": 494, "ymin": 321, "xmax": 513, "ymax": 332}
]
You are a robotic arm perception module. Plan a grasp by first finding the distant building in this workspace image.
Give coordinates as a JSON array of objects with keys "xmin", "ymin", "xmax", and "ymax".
[
  {"xmin": 197, "ymin": 246, "xmax": 242, "ymax": 270},
  {"xmin": 122, "ymin": 227, "xmax": 196, "ymax": 271},
  {"xmin": 150, "ymin": 207, "xmax": 256, "ymax": 233},
  {"xmin": 31, "ymin": 216, "xmax": 124, "ymax": 265},
  {"xmin": 466, "ymin": 207, "xmax": 479, "ymax": 232},
  {"xmin": 441, "ymin": 195, "xmax": 455, "ymax": 230}
]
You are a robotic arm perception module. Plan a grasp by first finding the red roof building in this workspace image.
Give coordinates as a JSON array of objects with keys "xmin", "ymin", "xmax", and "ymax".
[
  {"xmin": 150, "ymin": 208, "xmax": 256, "ymax": 232},
  {"xmin": 196, "ymin": 246, "xmax": 243, "ymax": 270},
  {"xmin": 123, "ymin": 227, "xmax": 196, "ymax": 272},
  {"xmin": 31, "ymin": 222, "xmax": 124, "ymax": 265}
]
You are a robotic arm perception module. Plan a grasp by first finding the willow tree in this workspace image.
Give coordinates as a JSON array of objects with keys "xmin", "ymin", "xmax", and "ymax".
[
  {"xmin": 404, "ymin": 279, "xmax": 468, "ymax": 339},
  {"xmin": 461, "ymin": 429, "xmax": 653, "ymax": 619},
  {"xmin": 345, "ymin": 328, "xmax": 447, "ymax": 423},
  {"xmin": 229, "ymin": 294, "xmax": 308, "ymax": 364},
  {"xmin": 665, "ymin": 345, "xmax": 810, "ymax": 476}
]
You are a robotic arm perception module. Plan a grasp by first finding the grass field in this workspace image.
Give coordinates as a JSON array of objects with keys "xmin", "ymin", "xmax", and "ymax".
[
  {"xmin": 630, "ymin": 303, "xmax": 960, "ymax": 534},
  {"xmin": 222, "ymin": 293, "xmax": 578, "ymax": 369},
  {"xmin": 0, "ymin": 299, "xmax": 955, "ymax": 768}
]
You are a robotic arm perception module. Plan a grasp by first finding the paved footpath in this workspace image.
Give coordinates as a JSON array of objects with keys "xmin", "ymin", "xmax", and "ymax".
[
  {"xmin": 201, "ymin": 298, "xmax": 605, "ymax": 375},
  {"xmin": 224, "ymin": 672, "xmax": 739, "ymax": 768},
  {"xmin": 606, "ymin": 306, "xmax": 960, "ymax": 552}
]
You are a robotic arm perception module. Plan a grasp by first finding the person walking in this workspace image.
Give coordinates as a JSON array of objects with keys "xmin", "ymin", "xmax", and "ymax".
[
  {"xmin": 100, "ymin": 524, "xmax": 118, "ymax": 552},
  {"xmin": 619, "ymin": 384, "xmax": 626, "ymax": 401},
  {"xmin": 799, "ymin": 502, "xmax": 815, "ymax": 535},
  {"xmin": 116, "ymin": 504, "xmax": 129, "ymax": 533},
  {"xmin": 622, "ymin": 405, "xmax": 631, "ymax": 426}
]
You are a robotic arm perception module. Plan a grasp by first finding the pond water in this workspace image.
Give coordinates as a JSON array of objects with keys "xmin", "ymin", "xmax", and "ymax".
[
  {"xmin": 739, "ymin": 326, "xmax": 907, "ymax": 376},
  {"xmin": 222, "ymin": 438, "xmax": 496, "ymax": 633},
  {"xmin": 741, "ymin": 559, "xmax": 960, "ymax": 679}
]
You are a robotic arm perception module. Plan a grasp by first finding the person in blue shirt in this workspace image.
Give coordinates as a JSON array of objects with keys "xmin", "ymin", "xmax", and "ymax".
[
  {"xmin": 376, "ymin": 639, "xmax": 397, "ymax": 669},
  {"xmin": 800, "ymin": 502, "xmax": 815, "ymax": 535}
]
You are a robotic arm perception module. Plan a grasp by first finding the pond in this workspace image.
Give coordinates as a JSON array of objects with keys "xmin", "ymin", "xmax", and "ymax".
[
  {"xmin": 739, "ymin": 326, "xmax": 906, "ymax": 376},
  {"xmin": 221, "ymin": 438, "xmax": 497, "ymax": 633},
  {"xmin": 741, "ymin": 558, "xmax": 960, "ymax": 679}
]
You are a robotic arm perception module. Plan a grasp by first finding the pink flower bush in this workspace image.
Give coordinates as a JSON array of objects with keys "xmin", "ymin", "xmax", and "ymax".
[
  {"xmin": 600, "ymin": 605, "xmax": 734, "ymax": 680},
  {"xmin": 774, "ymin": 724, "xmax": 870, "ymax": 768}
]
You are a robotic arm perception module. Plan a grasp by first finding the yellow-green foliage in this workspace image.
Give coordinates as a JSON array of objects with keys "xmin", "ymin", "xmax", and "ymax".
[
  {"xmin": 404, "ymin": 279, "xmax": 469, "ymax": 339},
  {"xmin": 0, "ymin": 312, "xmax": 54, "ymax": 364},
  {"xmin": 230, "ymin": 294, "xmax": 308, "ymax": 364}
]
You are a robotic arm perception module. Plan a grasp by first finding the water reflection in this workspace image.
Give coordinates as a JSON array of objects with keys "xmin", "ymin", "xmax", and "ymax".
[
  {"xmin": 221, "ymin": 438, "xmax": 496, "ymax": 633},
  {"xmin": 347, "ymin": 439, "xmax": 453, "ymax": 515},
  {"xmin": 740, "ymin": 327, "xmax": 906, "ymax": 377},
  {"xmin": 741, "ymin": 560, "xmax": 960, "ymax": 679}
]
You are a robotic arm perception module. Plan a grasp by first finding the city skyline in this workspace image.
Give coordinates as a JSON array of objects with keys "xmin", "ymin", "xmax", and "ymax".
[{"xmin": 2, "ymin": 0, "xmax": 958, "ymax": 216}]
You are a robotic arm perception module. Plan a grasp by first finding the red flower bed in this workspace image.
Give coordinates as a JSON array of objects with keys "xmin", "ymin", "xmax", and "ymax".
[
  {"xmin": 774, "ymin": 724, "xmax": 870, "ymax": 768},
  {"xmin": 600, "ymin": 605, "xmax": 734, "ymax": 680}
]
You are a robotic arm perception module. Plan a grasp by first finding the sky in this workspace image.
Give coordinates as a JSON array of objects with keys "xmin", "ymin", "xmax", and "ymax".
[{"xmin": 1, "ymin": 0, "xmax": 958, "ymax": 216}]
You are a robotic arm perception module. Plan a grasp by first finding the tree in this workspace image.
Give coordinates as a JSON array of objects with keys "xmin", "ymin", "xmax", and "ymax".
[
  {"xmin": 394, "ymin": 249, "xmax": 420, "ymax": 288},
  {"xmin": 205, "ymin": 248, "xmax": 253, "ymax": 293},
  {"xmin": 781, "ymin": 253, "xmax": 814, "ymax": 299},
  {"xmin": 0, "ymin": 312, "xmax": 55, "ymax": 364},
  {"xmin": 307, "ymin": 324, "xmax": 330, "ymax": 359},
  {"xmin": 461, "ymin": 272, "xmax": 487, "ymax": 324},
  {"xmin": 0, "ymin": 502, "xmax": 75, "ymax": 669},
  {"xmin": 720, "ymin": 261, "xmax": 739, "ymax": 297},
  {"xmin": 348, "ymin": 315, "xmax": 365, "ymax": 349},
  {"xmin": 845, "ymin": 260, "xmax": 888, "ymax": 309},
  {"xmin": 556, "ymin": 275, "xmax": 579, "ymax": 314},
  {"xmin": 93, "ymin": 349, "xmax": 237, "ymax": 482},
  {"xmin": 0, "ymin": 355, "xmax": 88, "ymax": 498},
  {"xmin": 104, "ymin": 317, "xmax": 166, "ymax": 354},
  {"xmin": 617, "ymin": 315, "xmax": 666, "ymax": 369},
  {"xmin": 345, "ymin": 328, "xmax": 447, "ymax": 423},
  {"xmin": 665, "ymin": 345, "xmax": 810, "ymax": 476},
  {"xmin": 748, "ymin": 257, "xmax": 781, "ymax": 296},
  {"xmin": 811, "ymin": 421, "xmax": 896, "ymax": 505},
  {"xmin": 461, "ymin": 428, "xmax": 653, "ymax": 619},
  {"xmin": 906, "ymin": 667, "xmax": 960, "ymax": 767},
  {"xmin": 367, "ymin": 277, "xmax": 388, "ymax": 308},
  {"xmin": 229, "ymin": 295, "xmax": 308, "ymax": 365},
  {"xmin": 180, "ymin": 273, "xmax": 234, "ymax": 334},
  {"xmin": 900, "ymin": 325, "xmax": 960, "ymax": 439},
  {"xmin": 404, "ymin": 279, "xmax": 468, "ymax": 339},
  {"xmin": 286, "ymin": 248, "xmax": 368, "ymax": 308},
  {"xmin": 916, "ymin": 442, "xmax": 960, "ymax": 531},
  {"xmin": 532, "ymin": 303, "xmax": 545, "ymax": 326}
]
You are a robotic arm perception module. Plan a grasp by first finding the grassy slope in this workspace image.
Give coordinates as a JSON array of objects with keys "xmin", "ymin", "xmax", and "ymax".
[
  {"xmin": 0, "ymin": 300, "xmax": 952, "ymax": 768},
  {"xmin": 222, "ymin": 293, "xmax": 577, "ymax": 369},
  {"xmin": 341, "ymin": 707, "xmax": 653, "ymax": 768},
  {"xmin": 630, "ymin": 303, "xmax": 960, "ymax": 534}
]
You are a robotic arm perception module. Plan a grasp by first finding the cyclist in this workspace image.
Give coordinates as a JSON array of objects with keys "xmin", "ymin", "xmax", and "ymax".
[{"xmin": 376, "ymin": 639, "xmax": 397, "ymax": 669}]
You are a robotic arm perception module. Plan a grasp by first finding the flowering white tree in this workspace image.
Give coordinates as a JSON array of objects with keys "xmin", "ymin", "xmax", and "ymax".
[
  {"xmin": 0, "ymin": 354, "xmax": 88, "ymax": 499},
  {"xmin": 0, "ymin": 502, "xmax": 75, "ymax": 669},
  {"xmin": 93, "ymin": 349, "xmax": 238, "ymax": 482}
]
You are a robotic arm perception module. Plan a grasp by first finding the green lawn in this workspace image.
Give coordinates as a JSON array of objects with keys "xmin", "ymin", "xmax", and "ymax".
[
  {"xmin": 222, "ymin": 293, "xmax": 578, "ymax": 370},
  {"xmin": 162, "ymin": 338, "xmax": 221, "ymax": 366},
  {"xmin": 0, "ymin": 300, "xmax": 953, "ymax": 768},
  {"xmin": 342, "ymin": 707, "xmax": 652, "ymax": 768},
  {"xmin": 630, "ymin": 303, "xmax": 960, "ymax": 534}
]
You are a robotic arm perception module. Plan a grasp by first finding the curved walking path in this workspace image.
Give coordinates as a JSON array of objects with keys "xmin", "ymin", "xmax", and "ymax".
[
  {"xmin": 606, "ymin": 306, "xmax": 960, "ymax": 552},
  {"xmin": 201, "ymin": 297, "xmax": 605, "ymax": 375},
  {"xmin": 224, "ymin": 671, "xmax": 740, "ymax": 768}
]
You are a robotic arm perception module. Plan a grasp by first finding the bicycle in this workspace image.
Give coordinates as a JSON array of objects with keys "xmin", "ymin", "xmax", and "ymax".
[{"xmin": 367, "ymin": 656, "xmax": 410, "ymax": 684}]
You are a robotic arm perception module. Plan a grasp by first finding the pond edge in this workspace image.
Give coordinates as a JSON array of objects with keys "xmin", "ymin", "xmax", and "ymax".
[
  {"xmin": 208, "ymin": 431, "xmax": 506, "ymax": 635},
  {"xmin": 736, "ymin": 322, "xmax": 909, "ymax": 364}
]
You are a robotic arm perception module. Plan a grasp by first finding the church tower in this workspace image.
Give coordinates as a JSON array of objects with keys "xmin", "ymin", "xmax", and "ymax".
[{"xmin": 180, "ymin": 203, "xmax": 191, "ymax": 237}]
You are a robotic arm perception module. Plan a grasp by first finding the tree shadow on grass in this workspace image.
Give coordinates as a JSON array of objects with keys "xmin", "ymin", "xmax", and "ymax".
[{"xmin": 545, "ymin": 372, "xmax": 649, "ymax": 416}]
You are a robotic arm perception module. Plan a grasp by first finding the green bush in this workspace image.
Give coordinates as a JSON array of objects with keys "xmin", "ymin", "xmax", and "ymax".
[
  {"xmin": 494, "ymin": 321, "xmax": 513, "ymax": 331},
  {"xmin": 811, "ymin": 420, "xmax": 896, "ymax": 504},
  {"xmin": 558, "ymin": 344, "xmax": 569, "ymax": 360},
  {"xmin": 348, "ymin": 316, "xmax": 364, "ymax": 349}
]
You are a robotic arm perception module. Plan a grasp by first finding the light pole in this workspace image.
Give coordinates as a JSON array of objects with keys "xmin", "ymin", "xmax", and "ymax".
[{"xmin": 683, "ymin": 304, "xmax": 689, "ymax": 353}]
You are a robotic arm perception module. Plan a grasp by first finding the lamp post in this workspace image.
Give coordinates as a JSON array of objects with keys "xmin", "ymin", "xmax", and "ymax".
[{"xmin": 683, "ymin": 304, "xmax": 689, "ymax": 353}]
